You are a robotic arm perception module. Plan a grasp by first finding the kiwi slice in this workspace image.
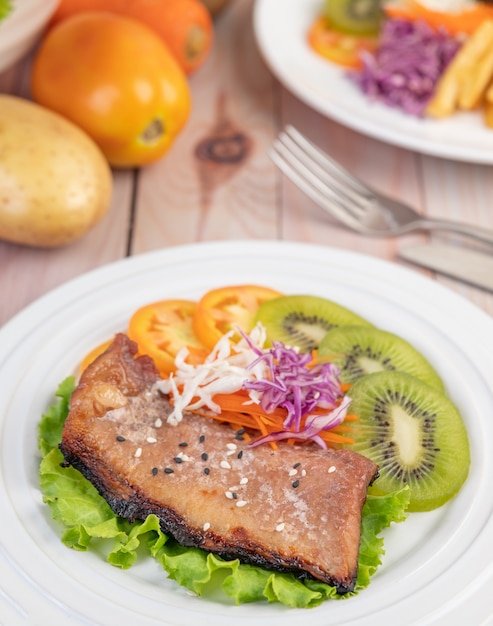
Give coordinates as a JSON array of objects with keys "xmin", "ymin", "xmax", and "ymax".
[
  {"xmin": 318, "ymin": 325, "xmax": 445, "ymax": 392},
  {"xmin": 254, "ymin": 295, "xmax": 373, "ymax": 352},
  {"xmin": 345, "ymin": 371, "xmax": 470, "ymax": 512},
  {"xmin": 324, "ymin": 0, "xmax": 383, "ymax": 35}
]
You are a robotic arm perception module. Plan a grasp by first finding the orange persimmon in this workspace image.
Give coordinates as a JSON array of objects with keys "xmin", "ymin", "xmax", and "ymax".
[{"xmin": 49, "ymin": 0, "xmax": 214, "ymax": 74}]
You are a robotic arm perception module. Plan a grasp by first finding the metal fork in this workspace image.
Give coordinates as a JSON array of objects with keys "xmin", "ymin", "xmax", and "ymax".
[{"xmin": 270, "ymin": 125, "xmax": 493, "ymax": 246}]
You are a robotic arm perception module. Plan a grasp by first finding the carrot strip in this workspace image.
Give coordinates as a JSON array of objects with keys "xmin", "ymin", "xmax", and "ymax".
[
  {"xmin": 187, "ymin": 390, "xmax": 355, "ymax": 447},
  {"xmin": 384, "ymin": 0, "xmax": 493, "ymax": 36}
]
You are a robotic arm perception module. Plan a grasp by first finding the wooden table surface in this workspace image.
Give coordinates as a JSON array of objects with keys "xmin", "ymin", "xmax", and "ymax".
[{"xmin": 2, "ymin": 0, "xmax": 493, "ymax": 328}]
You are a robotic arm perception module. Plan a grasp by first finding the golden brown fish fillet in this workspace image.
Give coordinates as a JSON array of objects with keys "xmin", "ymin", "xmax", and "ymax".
[{"xmin": 60, "ymin": 333, "xmax": 379, "ymax": 593}]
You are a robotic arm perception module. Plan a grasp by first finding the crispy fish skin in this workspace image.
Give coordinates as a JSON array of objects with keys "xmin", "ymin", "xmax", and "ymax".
[{"xmin": 60, "ymin": 333, "xmax": 379, "ymax": 593}]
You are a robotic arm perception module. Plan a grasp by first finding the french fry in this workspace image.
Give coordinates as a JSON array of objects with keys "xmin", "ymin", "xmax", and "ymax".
[
  {"xmin": 459, "ymin": 37, "xmax": 493, "ymax": 109},
  {"xmin": 427, "ymin": 20, "xmax": 493, "ymax": 118},
  {"xmin": 484, "ymin": 100, "xmax": 493, "ymax": 128},
  {"xmin": 486, "ymin": 80, "xmax": 493, "ymax": 103}
]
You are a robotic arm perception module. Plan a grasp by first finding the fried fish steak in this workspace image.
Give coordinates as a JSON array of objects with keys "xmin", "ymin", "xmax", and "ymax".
[{"xmin": 60, "ymin": 333, "xmax": 379, "ymax": 593}]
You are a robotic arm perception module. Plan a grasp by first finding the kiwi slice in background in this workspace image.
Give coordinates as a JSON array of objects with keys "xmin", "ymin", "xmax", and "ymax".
[
  {"xmin": 318, "ymin": 325, "xmax": 445, "ymax": 392},
  {"xmin": 324, "ymin": 0, "xmax": 383, "ymax": 35},
  {"xmin": 345, "ymin": 371, "xmax": 470, "ymax": 512},
  {"xmin": 254, "ymin": 294, "xmax": 373, "ymax": 352}
]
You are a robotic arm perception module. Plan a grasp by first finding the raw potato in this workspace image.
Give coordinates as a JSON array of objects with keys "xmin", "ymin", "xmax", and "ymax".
[{"xmin": 0, "ymin": 95, "xmax": 112, "ymax": 248}]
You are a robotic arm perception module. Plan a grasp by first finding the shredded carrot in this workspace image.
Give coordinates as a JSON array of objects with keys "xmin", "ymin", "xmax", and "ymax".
[
  {"xmin": 186, "ymin": 390, "xmax": 355, "ymax": 448},
  {"xmin": 384, "ymin": 0, "xmax": 493, "ymax": 35}
]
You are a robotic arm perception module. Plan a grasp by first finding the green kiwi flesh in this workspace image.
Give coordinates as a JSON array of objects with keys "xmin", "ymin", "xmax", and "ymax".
[
  {"xmin": 318, "ymin": 325, "xmax": 445, "ymax": 392},
  {"xmin": 345, "ymin": 371, "xmax": 470, "ymax": 512},
  {"xmin": 254, "ymin": 295, "xmax": 373, "ymax": 352},
  {"xmin": 324, "ymin": 0, "xmax": 383, "ymax": 35}
]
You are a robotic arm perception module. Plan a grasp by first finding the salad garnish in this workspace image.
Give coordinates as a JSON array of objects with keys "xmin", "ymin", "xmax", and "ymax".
[{"xmin": 157, "ymin": 323, "xmax": 353, "ymax": 448}]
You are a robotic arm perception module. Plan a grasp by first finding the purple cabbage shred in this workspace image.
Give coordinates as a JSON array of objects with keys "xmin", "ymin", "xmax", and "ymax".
[
  {"xmin": 349, "ymin": 18, "xmax": 462, "ymax": 116},
  {"xmin": 242, "ymin": 340, "xmax": 349, "ymax": 448}
]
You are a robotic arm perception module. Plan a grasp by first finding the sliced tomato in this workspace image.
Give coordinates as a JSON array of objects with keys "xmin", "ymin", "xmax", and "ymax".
[
  {"xmin": 79, "ymin": 338, "xmax": 114, "ymax": 373},
  {"xmin": 192, "ymin": 285, "xmax": 283, "ymax": 350},
  {"xmin": 308, "ymin": 16, "xmax": 379, "ymax": 69},
  {"xmin": 128, "ymin": 299, "xmax": 208, "ymax": 375}
]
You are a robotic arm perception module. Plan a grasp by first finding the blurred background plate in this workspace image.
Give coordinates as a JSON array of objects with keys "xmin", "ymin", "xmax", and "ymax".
[{"xmin": 253, "ymin": 0, "xmax": 493, "ymax": 164}]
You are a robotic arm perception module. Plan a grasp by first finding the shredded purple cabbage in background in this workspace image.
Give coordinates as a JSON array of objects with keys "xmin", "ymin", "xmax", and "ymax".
[
  {"xmin": 242, "ymin": 341, "xmax": 348, "ymax": 448},
  {"xmin": 349, "ymin": 18, "xmax": 462, "ymax": 116}
]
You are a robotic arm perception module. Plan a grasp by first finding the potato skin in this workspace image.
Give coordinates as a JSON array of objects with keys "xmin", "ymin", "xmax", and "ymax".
[{"xmin": 0, "ymin": 95, "xmax": 112, "ymax": 247}]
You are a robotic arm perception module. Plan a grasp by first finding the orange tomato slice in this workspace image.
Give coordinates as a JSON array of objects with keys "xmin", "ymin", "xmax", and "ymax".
[
  {"xmin": 128, "ymin": 299, "xmax": 208, "ymax": 375},
  {"xmin": 192, "ymin": 285, "xmax": 283, "ymax": 350},
  {"xmin": 384, "ymin": 0, "xmax": 493, "ymax": 35},
  {"xmin": 308, "ymin": 16, "xmax": 379, "ymax": 69},
  {"xmin": 79, "ymin": 338, "xmax": 114, "ymax": 373}
]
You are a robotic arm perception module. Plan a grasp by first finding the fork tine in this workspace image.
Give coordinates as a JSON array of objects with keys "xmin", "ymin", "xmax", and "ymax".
[
  {"xmin": 275, "ymin": 131, "xmax": 369, "ymax": 219},
  {"xmin": 269, "ymin": 140, "xmax": 368, "ymax": 232},
  {"xmin": 284, "ymin": 125, "xmax": 374, "ymax": 200}
]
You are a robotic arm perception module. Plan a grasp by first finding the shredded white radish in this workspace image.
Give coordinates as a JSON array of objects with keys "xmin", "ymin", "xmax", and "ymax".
[{"xmin": 156, "ymin": 324, "xmax": 268, "ymax": 425}]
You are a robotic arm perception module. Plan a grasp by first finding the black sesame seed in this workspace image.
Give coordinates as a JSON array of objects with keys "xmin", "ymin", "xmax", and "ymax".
[
  {"xmin": 152, "ymin": 467, "xmax": 158, "ymax": 476},
  {"xmin": 199, "ymin": 435, "xmax": 206, "ymax": 443},
  {"xmin": 173, "ymin": 457, "xmax": 183, "ymax": 463},
  {"xmin": 232, "ymin": 492, "xmax": 238, "ymax": 499},
  {"xmin": 164, "ymin": 467, "xmax": 174, "ymax": 474},
  {"xmin": 236, "ymin": 428, "xmax": 246, "ymax": 435},
  {"xmin": 292, "ymin": 480, "xmax": 300, "ymax": 488},
  {"xmin": 293, "ymin": 462, "xmax": 301, "ymax": 468},
  {"xmin": 178, "ymin": 442, "xmax": 188, "ymax": 447},
  {"xmin": 201, "ymin": 452, "xmax": 208, "ymax": 461},
  {"xmin": 204, "ymin": 467, "xmax": 210, "ymax": 475},
  {"xmin": 116, "ymin": 435, "xmax": 126, "ymax": 442},
  {"xmin": 237, "ymin": 450, "xmax": 244, "ymax": 459},
  {"xmin": 235, "ymin": 434, "xmax": 245, "ymax": 441}
]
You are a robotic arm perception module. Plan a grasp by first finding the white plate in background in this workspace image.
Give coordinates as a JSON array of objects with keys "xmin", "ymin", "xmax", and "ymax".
[{"xmin": 253, "ymin": 0, "xmax": 493, "ymax": 164}]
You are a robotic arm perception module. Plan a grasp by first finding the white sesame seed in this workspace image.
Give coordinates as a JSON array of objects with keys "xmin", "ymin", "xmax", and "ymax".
[
  {"xmin": 226, "ymin": 450, "xmax": 236, "ymax": 456},
  {"xmin": 236, "ymin": 500, "xmax": 247, "ymax": 507},
  {"xmin": 154, "ymin": 418, "xmax": 163, "ymax": 428},
  {"xmin": 288, "ymin": 469, "xmax": 298, "ymax": 477},
  {"xmin": 275, "ymin": 522, "xmax": 285, "ymax": 532},
  {"xmin": 301, "ymin": 469, "xmax": 307, "ymax": 477},
  {"xmin": 146, "ymin": 437, "xmax": 157, "ymax": 444},
  {"xmin": 220, "ymin": 460, "xmax": 232, "ymax": 469},
  {"xmin": 225, "ymin": 491, "xmax": 234, "ymax": 499},
  {"xmin": 203, "ymin": 522, "xmax": 211, "ymax": 531},
  {"xmin": 240, "ymin": 477, "xmax": 248, "ymax": 485},
  {"xmin": 328, "ymin": 465, "xmax": 336, "ymax": 473},
  {"xmin": 134, "ymin": 447, "xmax": 142, "ymax": 458},
  {"xmin": 226, "ymin": 443, "xmax": 237, "ymax": 450}
]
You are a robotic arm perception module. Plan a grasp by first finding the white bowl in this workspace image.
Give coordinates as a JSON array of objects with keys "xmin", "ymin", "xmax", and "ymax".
[{"xmin": 0, "ymin": 0, "xmax": 59, "ymax": 74}]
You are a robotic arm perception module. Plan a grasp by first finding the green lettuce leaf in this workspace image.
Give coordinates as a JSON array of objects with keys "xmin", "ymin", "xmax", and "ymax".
[{"xmin": 38, "ymin": 378, "xmax": 410, "ymax": 608}]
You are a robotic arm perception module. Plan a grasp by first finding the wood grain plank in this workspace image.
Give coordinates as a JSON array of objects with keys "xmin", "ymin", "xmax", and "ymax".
[{"xmin": 132, "ymin": 0, "xmax": 279, "ymax": 253}]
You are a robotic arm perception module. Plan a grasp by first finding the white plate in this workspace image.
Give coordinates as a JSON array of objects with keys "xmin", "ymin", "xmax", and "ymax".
[
  {"xmin": 1, "ymin": 240, "xmax": 492, "ymax": 626},
  {"xmin": 253, "ymin": 0, "xmax": 493, "ymax": 164}
]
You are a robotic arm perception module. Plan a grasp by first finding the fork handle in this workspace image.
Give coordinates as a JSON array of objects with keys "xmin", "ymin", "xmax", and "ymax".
[{"xmin": 416, "ymin": 218, "xmax": 493, "ymax": 247}]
